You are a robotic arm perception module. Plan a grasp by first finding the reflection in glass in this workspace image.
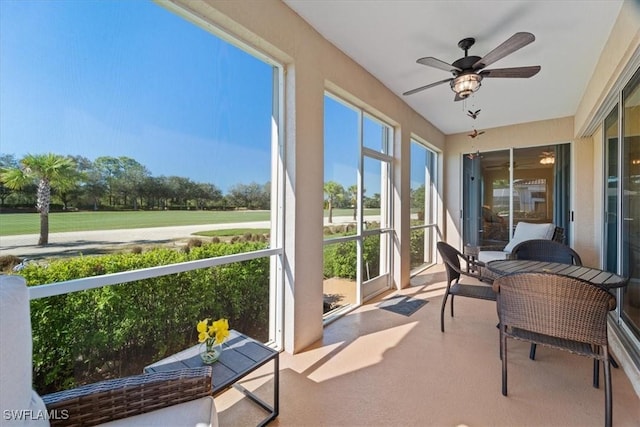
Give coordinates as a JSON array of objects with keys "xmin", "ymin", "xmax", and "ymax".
[
  {"xmin": 463, "ymin": 144, "xmax": 570, "ymax": 248},
  {"xmin": 604, "ymin": 105, "xmax": 619, "ymax": 274},
  {"xmin": 621, "ymin": 67, "xmax": 640, "ymax": 338}
]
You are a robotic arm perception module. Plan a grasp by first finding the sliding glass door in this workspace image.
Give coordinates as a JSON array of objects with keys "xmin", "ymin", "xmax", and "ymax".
[
  {"xmin": 462, "ymin": 144, "xmax": 570, "ymax": 247},
  {"xmin": 606, "ymin": 67, "xmax": 640, "ymax": 343},
  {"xmin": 620, "ymin": 68, "xmax": 640, "ymax": 340}
]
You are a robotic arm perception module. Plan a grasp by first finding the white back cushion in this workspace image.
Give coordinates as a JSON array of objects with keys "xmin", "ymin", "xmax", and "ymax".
[
  {"xmin": 503, "ymin": 222, "xmax": 555, "ymax": 253},
  {"xmin": 99, "ymin": 396, "xmax": 218, "ymax": 427}
]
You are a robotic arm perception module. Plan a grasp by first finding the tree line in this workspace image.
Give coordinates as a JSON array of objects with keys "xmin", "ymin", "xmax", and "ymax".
[
  {"xmin": 0, "ymin": 153, "xmax": 271, "ymax": 245},
  {"xmin": 0, "ymin": 153, "xmax": 270, "ymax": 212}
]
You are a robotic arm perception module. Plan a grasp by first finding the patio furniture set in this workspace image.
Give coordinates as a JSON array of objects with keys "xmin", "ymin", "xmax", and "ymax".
[{"xmin": 437, "ymin": 222, "xmax": 628, "ymax": 427}]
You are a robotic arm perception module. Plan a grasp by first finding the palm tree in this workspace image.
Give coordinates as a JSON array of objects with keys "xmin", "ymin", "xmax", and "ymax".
[
  {"xmin": 347, "ymin": 184, "xmax": 358, "ymax": 220},
  {"xmin": 1, "ymin": 153, "xmax": 77, "ymax": 245},
  {"xmin": 323, "ymin": 181, "xmax": 344, "ymax": 224}
]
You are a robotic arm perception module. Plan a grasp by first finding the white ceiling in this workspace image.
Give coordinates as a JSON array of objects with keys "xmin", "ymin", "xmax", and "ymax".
[{"xmin": 284, "ymin": 0, "xmax": 624, "ymax": 135}]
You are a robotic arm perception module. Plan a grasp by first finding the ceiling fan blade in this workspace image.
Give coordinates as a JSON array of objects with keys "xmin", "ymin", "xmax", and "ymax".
[
  {"xmin": 416, "ymin": 57, "xmax": 461, "ymax": 73},
  {"xmin": 472, "ymin": 32, "xmax": 535, "ymax": 70},
  {"xmin": 403, "ymin": 78, "xmax": 452, "ymax": 96},
  {"xmin": 480, "ymin": 66, "xmax": 541, "ymax": 78}
]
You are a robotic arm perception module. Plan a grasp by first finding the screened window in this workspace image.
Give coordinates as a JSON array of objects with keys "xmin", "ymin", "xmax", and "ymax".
[
  {"xmin": 410, "ymin": 139, "xmax": 439, "ymax": 273},
  {"xmin": 323, "ymin": 93, "xmax": 394, "ymax": 316}
]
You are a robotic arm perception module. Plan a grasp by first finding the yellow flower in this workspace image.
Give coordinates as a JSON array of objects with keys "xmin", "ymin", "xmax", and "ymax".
[
  {"xmin": 212, "ymin": 318, "xmax": 230, "ymax": 344},
  {"xmin": 196, "ymin": 317, "xmax": 229, "ymax": 346},
  {"xmin": 197, "ymin": 319, "xmax": 210, "ymax": 343}
]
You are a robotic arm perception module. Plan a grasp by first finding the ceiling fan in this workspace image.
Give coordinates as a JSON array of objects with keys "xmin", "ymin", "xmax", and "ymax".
[{"xmin": 403, "ymin": 32, "xmax": 541, "ymax": 101}]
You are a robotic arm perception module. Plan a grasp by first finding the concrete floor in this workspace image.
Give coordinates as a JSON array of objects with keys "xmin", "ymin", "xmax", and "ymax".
[{"xmin": 215, "ymin": 265, "xmax": 640, "ymax": 426}]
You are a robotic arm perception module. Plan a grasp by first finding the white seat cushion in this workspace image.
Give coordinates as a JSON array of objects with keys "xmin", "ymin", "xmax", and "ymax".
[
  {"xmin": 478, "ymin": 250, "xmax": 510, "ymax": 263},
  {"xmin": 502, "ymin": 222, "xmax": 555, "ymax": 253},
  {"xmin": 99, "ymin": 396, "xmax": 218, "ymax": 427}
]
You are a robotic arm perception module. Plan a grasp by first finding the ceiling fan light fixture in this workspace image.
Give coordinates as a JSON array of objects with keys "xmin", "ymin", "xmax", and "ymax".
[
  {"xmin": 451, "ymin": 73, "xmax": 482, "ymax": 98},
  {"xmin": 539, "ymin": 156, "xmax": 555, "ymax": 165}
]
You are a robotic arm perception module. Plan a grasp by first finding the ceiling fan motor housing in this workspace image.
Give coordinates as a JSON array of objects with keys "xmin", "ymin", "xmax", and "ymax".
[{"xmin": 452, "ymin": 56, "xmax": 482, "ymax": 74}]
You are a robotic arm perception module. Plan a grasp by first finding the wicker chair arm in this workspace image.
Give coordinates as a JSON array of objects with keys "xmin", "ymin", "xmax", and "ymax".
[{"xmin": 42, "ymin": 367, "xmax": 213, "ymax": 427}]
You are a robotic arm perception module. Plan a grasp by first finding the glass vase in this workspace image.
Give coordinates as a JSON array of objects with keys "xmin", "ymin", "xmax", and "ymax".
[{"xmin": 199, "ymin": 341, "xmax": 222, "ymax": 364}]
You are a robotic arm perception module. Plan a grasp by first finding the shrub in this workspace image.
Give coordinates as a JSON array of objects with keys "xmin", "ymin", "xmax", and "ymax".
[
  {"xmin": 410, "ymin": 228, "xmax": 425, "ymax": 268},
  {"xmin": 185, "ymin": 238, "xmax": 203, "ymax": 251}
]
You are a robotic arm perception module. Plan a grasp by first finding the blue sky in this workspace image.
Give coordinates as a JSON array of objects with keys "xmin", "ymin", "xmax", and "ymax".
[
  {"xmin": 0, "ymin": 0, "xmax": 274, "ymax": 192},
  {"xmin": 0, "ymin": 0, "xmax": 412, "ymax": 196}
]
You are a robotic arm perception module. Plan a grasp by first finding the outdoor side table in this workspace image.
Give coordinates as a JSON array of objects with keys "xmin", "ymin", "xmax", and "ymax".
[
  {"xmin": 144, "ymin": 330, "xmax": 279, "ymax": 426},
  {"xmin": 463, "ymin": 244, "xmax": 481, "ymax": 273}
]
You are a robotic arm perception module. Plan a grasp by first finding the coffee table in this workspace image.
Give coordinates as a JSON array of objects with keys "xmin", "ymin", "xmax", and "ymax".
[{"xmin": 144, "ymin": 330, "xmax": 279, "ymax": 426}]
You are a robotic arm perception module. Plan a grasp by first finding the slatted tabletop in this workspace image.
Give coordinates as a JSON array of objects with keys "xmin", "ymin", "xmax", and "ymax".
[
  {"xmin": 486, "ymin": 260, "xmax": 628, "ymax": 289},
  {"xmin": 145, "ymin": 330, "xmax": 279, "ymax": 426}
]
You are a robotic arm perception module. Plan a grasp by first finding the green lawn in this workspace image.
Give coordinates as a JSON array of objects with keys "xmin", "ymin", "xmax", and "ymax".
[
  {"xmin": 0, "ymin": 208, "xmax": 378, "ymax": 236},
  {"xmin": 0, "ymin": 210, "xmax": 270, "ymax": 236}
]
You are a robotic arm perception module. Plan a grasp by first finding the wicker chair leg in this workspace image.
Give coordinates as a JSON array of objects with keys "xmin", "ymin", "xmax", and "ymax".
[
  {"xmin": 440, "ymin": 292, "xmax": 449, "ymax": 333},
  {"xmin": 501, "ymin": 332, "xmax": 508, "ymax": 396},
  {"xmin": 529, "ymin": 343, "xmax": 537, "ymax": 360},
  {"xmin": 450, "ymin": 294, "xmax": 455, "ymax": 317},
  {"xmin": 604, "ymin": 347, "xmax": 612, "ymax": 427},
  {"xmin": 593, "ymin": 358, "xmax": 600, "ymax": 389}
]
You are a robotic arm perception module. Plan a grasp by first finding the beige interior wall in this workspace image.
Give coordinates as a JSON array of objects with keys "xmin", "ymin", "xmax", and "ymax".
[
  {"xmin": 168, "ymin": 0, "xmax": 445, "ymax": 353},
  {"xmin": 574, "ymin": 1, "xmax": 640, "ymax": 137}
]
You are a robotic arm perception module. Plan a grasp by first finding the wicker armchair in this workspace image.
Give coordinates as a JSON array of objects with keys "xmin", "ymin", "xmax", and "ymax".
[
  {"xmin": 0, "ymin": 274, "xmax": 218, "ymax": 427},
  {"xmin": 509, "ymin": 239, "xmax": 582, "ymax": 265},
  {"xmin": 508, "ymin": 239, "xmax": 583, "ymax": 361},
  {"xmin": 436, "ymin": 242, "xmax": 497, "ymax": 332},
  {"xmin": 493, "ymin": 272, "xmax": 616, "ymax": 427}
]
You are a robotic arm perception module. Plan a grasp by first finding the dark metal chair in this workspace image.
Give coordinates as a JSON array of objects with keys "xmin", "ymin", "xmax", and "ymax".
[
  {"xmin": 436, "ymin": 241, "xmax": 496, "ymax": 332},
  {"xmin": 508, "ymin": 239, "xmax": 583, "ymax": 361},
  {"xmin": 493, "ymin": 272, "xmax": 616, "ymax": 427},
  {"xmin": 509, "ymin": 239, "xmax": 582, "ymax": 265}
]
